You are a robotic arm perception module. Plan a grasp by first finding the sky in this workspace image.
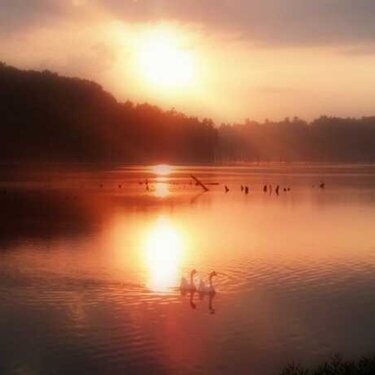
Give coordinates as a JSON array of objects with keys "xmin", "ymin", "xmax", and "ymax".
[{"xmin": 1, "ymin": 0, "xmax": 375, "ymax": 122}]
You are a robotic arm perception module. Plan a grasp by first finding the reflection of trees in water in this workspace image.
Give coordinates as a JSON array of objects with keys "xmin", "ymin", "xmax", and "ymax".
[
  {"xmin": 0, "ymin": 190, "xmax": 100, "ymax": 248},
  {"xmin": 0, "ymin": 185, "xmax": 214, "ymax": 249}
]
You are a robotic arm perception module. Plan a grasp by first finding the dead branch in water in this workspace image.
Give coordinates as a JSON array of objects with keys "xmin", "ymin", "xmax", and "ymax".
[{"xmin": 191, "ymin": 175, "xmax": 209, "ymax": 192}]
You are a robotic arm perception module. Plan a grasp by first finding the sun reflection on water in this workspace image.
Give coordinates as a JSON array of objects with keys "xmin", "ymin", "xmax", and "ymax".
[
  {"xmin": 151, "ymin": 164, "xmax": 173, "ymax": 176},
  {"xmin": 144, "ymin": 216, "xmax": 184, "ymax": 292},
  {"xmin": 154, "ymin": 182, "xmax": 169, "ymax": 198}
]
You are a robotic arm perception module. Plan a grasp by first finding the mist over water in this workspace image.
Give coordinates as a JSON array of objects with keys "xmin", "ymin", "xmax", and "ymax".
[{"xmin": 1, "ymin": 164, "xmax": 375, "ymax": 375}]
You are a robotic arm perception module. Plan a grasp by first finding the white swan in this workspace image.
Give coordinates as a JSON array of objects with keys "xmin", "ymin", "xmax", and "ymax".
[
  {"xmin": 197, "ymin": 271, "xmax": 217, "ymax": 294},
  {"xmin": 180, "ymin": 269, "xmax": 197, "ymax": 291}
]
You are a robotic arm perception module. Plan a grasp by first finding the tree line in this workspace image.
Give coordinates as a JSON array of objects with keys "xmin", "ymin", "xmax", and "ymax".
[
  {"xmin": 1, "ymin": 62, "xmax": 375, "ymax": 164},
  {"xmin": 0, "ymin": 63, "xmax": 216, "ymax": 164},
  {"xmin": 218, "ymin": 116, "xmax": 375, "ymax": 162}
]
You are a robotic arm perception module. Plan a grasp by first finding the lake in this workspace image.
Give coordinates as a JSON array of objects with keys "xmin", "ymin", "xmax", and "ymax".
[{"xmin": 1, "ymin": 164, "xmax": 375, "ymax": 375}]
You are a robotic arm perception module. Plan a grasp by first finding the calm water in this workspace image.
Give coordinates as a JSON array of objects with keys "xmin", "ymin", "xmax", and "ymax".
[{"xmin": 1, "ymin": 164, "xmax": 375, "ymax": 375}]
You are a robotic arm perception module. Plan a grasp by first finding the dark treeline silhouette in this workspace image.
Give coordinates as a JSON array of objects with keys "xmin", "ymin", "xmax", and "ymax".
[
  {"xmin": 1, "ymin": 62, "xmax": 375, "ymax": 164},
  {"xmin": 218, "ymin": 116, "xmax": 375, "ymax": 162},
  {"xmin": 0, "ymin": 63, "xmax": 216, "ymax": 163}
]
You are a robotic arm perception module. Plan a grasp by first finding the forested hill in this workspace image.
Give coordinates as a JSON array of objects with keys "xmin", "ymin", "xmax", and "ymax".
[
  {"xmin": 217, "ymin": 116, "xmax": 375, "ymax": 163},
  {"xmin": 1, "ymin": 62, "xmax": 375, "ymax": 164},
  {"xmin": 0, "ymin": 63, "xmax": 217, "ymax": 163}
]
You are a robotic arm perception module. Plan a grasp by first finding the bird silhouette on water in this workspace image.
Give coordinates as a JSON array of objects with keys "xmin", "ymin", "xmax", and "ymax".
[{"xmin": 225, "ymin": 185, "xmax": 230, "ymax": 193}]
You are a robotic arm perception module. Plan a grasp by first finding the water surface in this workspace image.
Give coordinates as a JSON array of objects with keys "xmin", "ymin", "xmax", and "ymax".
[{"xmin": 1, "ymin": 164, "xmax": 375, "ymax": 375}]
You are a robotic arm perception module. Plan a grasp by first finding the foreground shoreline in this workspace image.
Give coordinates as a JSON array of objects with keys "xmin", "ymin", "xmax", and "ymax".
[{"xmin": 281, "ymin": 355, "xmax": 375, "ymax": 375}]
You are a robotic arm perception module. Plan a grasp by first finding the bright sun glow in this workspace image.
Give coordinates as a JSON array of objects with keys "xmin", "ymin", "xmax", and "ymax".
[
  {"xmin": 144, "ymin": 216, "xmax": 184, "ymax": 292},
  {"xmin": 137, "ymin": 29, "xmax": 196, "ymax": 89}
]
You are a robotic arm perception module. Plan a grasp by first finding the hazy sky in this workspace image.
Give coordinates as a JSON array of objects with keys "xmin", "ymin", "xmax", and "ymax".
[{"xmin": 1, "ymin": 0, "xmax": 375, "ymax": 122}]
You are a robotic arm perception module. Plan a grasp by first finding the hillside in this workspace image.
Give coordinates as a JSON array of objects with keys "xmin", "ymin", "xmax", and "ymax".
[{"xmin": 0, "ymin": 63, "xmax": 217, "ymax": 163}]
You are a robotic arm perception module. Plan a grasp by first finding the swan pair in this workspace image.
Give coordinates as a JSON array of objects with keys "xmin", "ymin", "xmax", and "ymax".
[{"xmin": 180, "ymin": 269, "xmax": 217, "ymax": 294}]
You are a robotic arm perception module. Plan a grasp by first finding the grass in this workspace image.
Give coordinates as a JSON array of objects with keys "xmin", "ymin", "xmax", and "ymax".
[{"xmin": 281, "ymin": 355, "xmax": 375, "ymax": 375}]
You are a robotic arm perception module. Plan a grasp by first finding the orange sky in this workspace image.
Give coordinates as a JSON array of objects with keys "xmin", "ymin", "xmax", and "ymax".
[{"xmin": 1, "ymin": 0, "xmax": 375, "ymax": 122}]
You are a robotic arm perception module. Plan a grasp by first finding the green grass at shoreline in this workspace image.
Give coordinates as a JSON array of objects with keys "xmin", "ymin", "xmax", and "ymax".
[{"xmin": 281, "ymin": 355, "xmax": 375, "ymax": 375}]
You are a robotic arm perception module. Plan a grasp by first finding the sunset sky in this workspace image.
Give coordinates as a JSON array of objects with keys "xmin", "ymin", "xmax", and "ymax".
[{"xmin": 1, "ymin": 0, "xmax": 375, "ymax": 122}]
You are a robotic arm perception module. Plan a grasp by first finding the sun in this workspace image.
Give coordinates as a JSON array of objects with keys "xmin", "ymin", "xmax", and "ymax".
[{"xmin": 137, "ymin": 29, "xmax": 196, "ymax": 89}]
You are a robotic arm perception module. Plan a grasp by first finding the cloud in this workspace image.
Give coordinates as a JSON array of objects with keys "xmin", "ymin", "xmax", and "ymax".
[
  {"xmin": 96, "ymin": 0, "xmax": 375, "ymax": 46},
  {"xmin": 340, "ymin": 44, "xmax": 375, "ymax": 56},
  {"xmin": 0, "ymin": 0, "xmax": 63, "ymax": 34},
  {"xmin": 1, "ymin": 0, "xmax": 375, "ymax": 122},
  {"xmin": 0, "ymin": 0, "xmax": 93, "ymax": 36},
  {"xmin": 255, "ymin": 86, "xmax": 303, "ymax": 95},
  {"xmin": 2, "ymin": 0, "xmax": 375, "ymax": 46}
]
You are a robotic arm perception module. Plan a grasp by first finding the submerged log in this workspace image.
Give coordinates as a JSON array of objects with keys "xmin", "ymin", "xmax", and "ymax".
[{"xmin": 191, "ymin": 175, "xmax": 209, "ymax": 192}]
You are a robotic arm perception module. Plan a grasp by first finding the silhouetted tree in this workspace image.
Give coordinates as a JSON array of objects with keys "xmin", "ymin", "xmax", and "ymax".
[
  {"xmin": 0, "ymin": 63, "xmax": 217, "ymax": 164},
  {"xmin": 1, "ymin": 63, "xmax": 375, "ymax": 164},
  {"xmin": 217, "ymin": 115, "xmax": 375, "ymax": 162}
]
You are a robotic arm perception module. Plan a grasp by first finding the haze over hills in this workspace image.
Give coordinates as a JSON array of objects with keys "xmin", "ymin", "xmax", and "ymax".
[
  {"xmin": 0, "ymin": 63, "xmax": 216, "ymax": 164},
  {"xmin": 1, "ymin": 62, "xmax": 375, "ymax": 164}
]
